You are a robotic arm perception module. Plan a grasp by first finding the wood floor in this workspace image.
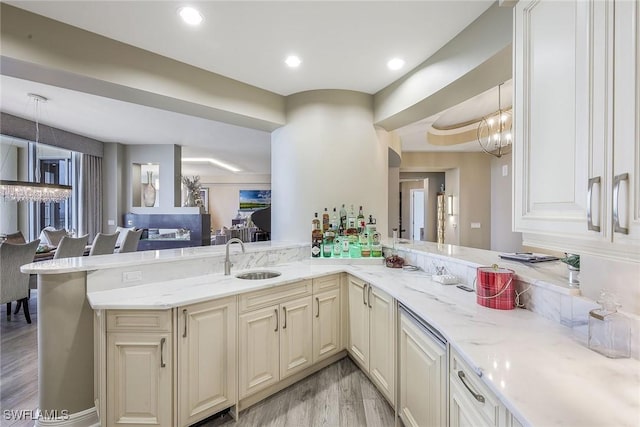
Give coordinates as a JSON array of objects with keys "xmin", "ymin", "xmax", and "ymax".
[
  {"xmin": 0, "ymin": 292, "xmax": 395, "ymax": 427},
  {"xmin": 0, "ymin": 292, "xmax": 38, "ymax": 427},
  {"xmin": 203, "ymin": 357, "xmax": 395, "ymax": 427}
]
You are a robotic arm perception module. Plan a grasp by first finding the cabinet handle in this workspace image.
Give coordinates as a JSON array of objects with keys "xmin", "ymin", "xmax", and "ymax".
[
  {"xmin": 283, "ymin": 306, "xmax": 287, "ymax": 329},
  {"xmin": 274, "ymin": 309, "xmax": 278, "ymax": 332},
  {"xmin": 160, "ymin": 337, "xmax": 166, "ymax": 368},
  {"xmin": 613, "ymin": 173, "xmax": 629, "ymax": 234},
  {"xmin": 182, "ymin": 309, "xmax": 188, "ymax": 338},
  {"xmin": 367, "ymin": 284, "xmax": 372, "ymax": 308},
  {"xmin": 457, "ymin": 370, "xmax": 485, "ymax": 403},
  {"xmin": 316, "ymin": 297, "xmax": 320, "ymax": 318},
  {"xmin": 587, "ymin": 176, "xmax": 601, "ymax": 232},
  {"xmin": 362, "ymin": 283, "xmax": 367, "ymax": 305}
]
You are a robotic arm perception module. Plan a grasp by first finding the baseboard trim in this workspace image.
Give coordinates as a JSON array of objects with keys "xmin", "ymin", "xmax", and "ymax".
[{"xmin": 34, "ymin": 407, "xmax": 99, "ymax": 427}]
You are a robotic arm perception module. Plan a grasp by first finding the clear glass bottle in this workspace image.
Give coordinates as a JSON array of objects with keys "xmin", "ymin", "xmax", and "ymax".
[
  {"xmin": 588, "ymin": 291, "xmax": 631, "ymax": 359},
  {"xmin": 357, "ymin": 206, "xmax": 365, "ymax": 233}
]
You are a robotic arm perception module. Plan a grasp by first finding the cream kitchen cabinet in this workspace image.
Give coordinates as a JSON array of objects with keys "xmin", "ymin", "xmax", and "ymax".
[
  {"xmin": 238, "ymin": 280, "xmax": 313, "ymax": 399},
  {"xmin": 514, "ymin": 0, "xmax": 640, "ymax": 261},
  {"xmin": 104, "ymin": 310, "xmax": 173, "ymax": 427},
  {"xmin": 398, "ymin": 307, "xmax": 446, "ymax": 427},
  {"xmin": 347, "ymin": 275, "xmax": 395, "ymax": 404},
  {"xmin": 177, "ymin": 296, "xmax": 236, "ymax": 426},
  {"xmin": 449, "ymin": 347, "xmax": 523, "ymax": 427},
  {"xmin": 312, "ymin": 274, "xmax": 342, "ymax": 363}
]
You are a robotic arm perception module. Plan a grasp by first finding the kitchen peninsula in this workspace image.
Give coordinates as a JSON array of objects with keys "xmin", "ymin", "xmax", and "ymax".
[{"xmin": 23, "ymin": 242, "xmax": 639, "ymax": 427}]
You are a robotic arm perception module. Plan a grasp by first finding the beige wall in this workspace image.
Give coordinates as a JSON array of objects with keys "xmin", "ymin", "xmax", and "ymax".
[
  {"xmin": 490, "ymin": 152, "xmax": 522, "ymax": 252},
  {"xmin": 401, "ymin": 152, "xmax": 492, "ymax": 249}
]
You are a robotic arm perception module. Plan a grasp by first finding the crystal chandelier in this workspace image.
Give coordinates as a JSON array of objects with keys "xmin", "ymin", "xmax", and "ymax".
[
  {"xmin": 477, "ymin": 83, "xmax": 512, "ymax": 158},
  {"xmin": 0, "ymin": 94, "xmax": 72, "ymax": 203}
]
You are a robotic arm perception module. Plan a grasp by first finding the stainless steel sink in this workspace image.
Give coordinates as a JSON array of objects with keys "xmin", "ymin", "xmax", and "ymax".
[{"xmin": 235, "ymin": 271, "xmax": 282, "ymax": 280}]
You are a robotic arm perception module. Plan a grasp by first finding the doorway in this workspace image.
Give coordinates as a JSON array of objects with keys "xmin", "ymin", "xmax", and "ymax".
[{"xmin": 410, "ymin": 189, "xmax": 425, "ymax": 241}]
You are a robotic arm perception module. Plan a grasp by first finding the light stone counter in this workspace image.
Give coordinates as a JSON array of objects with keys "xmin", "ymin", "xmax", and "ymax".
[
  {"xmin": 86, "ymin": 260, "xmax": 640, "ymax": 427},
  {"xmin": 24, "ymin": 241, "xmax": 640, "ymax": 427}
]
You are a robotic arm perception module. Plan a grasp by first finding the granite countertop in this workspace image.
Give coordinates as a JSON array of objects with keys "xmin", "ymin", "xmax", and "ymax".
[{"xmin": 86, "ymin": 260, "xmax": 640, "ymax": 427}]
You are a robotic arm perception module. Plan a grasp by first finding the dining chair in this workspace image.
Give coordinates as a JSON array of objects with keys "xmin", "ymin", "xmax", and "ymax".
[
  {"xmin": 118, "ymin": 229, "xmax": 143, "ymax": 253},
  {"xmin": 4, "ymin": 231, "xmax": 26, "ymax": 244},
  {"xmin": 89, "ymin": 232, "xmax": 119, "ymax": 256},
  {"xmin": 43, "ymin": 228, "xmax": 68, "ymax": 247},
  {"xmin": 0, "ymin": 239, "xmax": 40, "ymax": 323},
  {"xmin": 54, "ymin": 235, "xmax": 89, "ymax": 259}
]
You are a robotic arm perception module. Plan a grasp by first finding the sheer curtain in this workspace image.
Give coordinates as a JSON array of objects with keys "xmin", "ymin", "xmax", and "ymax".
[{"xmin": 72, "ymin": 153, "xmax": 102, "ymax": 242}]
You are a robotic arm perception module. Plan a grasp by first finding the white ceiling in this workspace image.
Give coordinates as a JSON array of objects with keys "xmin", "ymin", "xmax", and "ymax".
[{"xmin": 1, "ymin": 1, "xmax": 499, "ymax": 175}]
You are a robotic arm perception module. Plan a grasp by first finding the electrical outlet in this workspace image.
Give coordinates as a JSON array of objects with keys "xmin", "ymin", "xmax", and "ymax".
[
  {"xmin": 122, "ymin": 270, "xmax": 142, "ymax": 283},
  {"xmin": 471, "ymin": 222, "xmax": 481, "ymax": 229},
  {"xmin": 502, "ymin": 165, "xmax": 509, "ymax": 177},
  {"xmin": 107, "ymin": 219, "xmax": 115, "ymax": 226}
]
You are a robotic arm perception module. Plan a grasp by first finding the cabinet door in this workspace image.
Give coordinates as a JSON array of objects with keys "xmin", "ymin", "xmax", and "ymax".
[
  {"xmin": 348, "ymin": 276, "xmax": 369, "ymax": 369},
  {"xmin": 280, "ymin": 295, "xmax": 313, "ymax": 379},
  {"xmin": 514, "ymin": 0, "xmax": 595, "ymax": 238},
  {"xmin": 106, "ymin": 332, "xmax": 172, "ymax": 427},
  {"xmin": 399, "ymin": 313, "xmax": 446, "ymax": 427},
  {"xmin": 312, "ymin": 288, "xmax": 341, "ymax": 363},
  {"xmin": 612, "ymin": 0, "xmax": 640, "ymax": 247},
  {"xmin": 239, "ymin": 305, "xmax": 279, "ymax": 398},
  {"xmin": 369, "ymin": 285, "xmax": 395, "ymax": 404},
  {"xmin": 178, "ymin": 297, "xmax": 236, "ymax": 426}
]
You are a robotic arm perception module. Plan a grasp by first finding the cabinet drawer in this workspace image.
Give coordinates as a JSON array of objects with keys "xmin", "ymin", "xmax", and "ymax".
[
  {"xmin": 450, "ymin": 349, "xmax": 501, "ymax": 427},
  {"xmin": 239, "ymin": 280, "xmax": 312, "ymax": 313},
  {"xmin": 107, "ymin": 310, "xmax": 172, "ymax": 332},
  {"xmin": 312, "ymin": 273, "xmax": 341, "ymax": 294}
]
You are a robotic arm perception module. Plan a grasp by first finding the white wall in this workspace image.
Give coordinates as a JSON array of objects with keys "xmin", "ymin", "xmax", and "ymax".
[
  {"xmin": 490, "ymin": 152, "xmax": 522, "ymax": 252},
  {"xmin": 200, "ymin": 174, "xmax": 271, "ymax": 231},
  {"xmin": 271, "ymin": 90, "xmax": 388, "ymax": 242}
]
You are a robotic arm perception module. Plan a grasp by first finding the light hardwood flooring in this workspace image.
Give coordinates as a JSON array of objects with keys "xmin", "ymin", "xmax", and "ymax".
[
  {"xmin": 203, "ymin": 358, "xmax": 395, "ymax": 427},
  {"xmin": 0, "ymin": 292, "xmax": 38, "ymax": 427},
  {"xmin": 0, "ymin": 292, "xmax": 395, "ymax": 427}
]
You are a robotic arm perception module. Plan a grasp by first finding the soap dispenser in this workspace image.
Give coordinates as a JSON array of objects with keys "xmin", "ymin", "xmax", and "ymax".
[{"xmin": 588, "ymin": 290, "xmax": 631, "ymax": 359}]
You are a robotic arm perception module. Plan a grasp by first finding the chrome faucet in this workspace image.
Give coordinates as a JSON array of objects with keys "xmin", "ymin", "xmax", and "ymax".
[{"xmin": 224, "ymin": 238, "xmax": 246, "ymax": 275}]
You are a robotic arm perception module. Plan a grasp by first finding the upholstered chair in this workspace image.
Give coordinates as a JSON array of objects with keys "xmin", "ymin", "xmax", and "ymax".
[
  {"xmin": 118, "ymin": 229, "xmax": 143, "ymax": 253},
  {"xmin": 43, "ymin": 228, "xmax": 68, "ymax": 247},
  {"xmin": 4, "ymin": 231, "xmax": 26, "ymax": 245},
  {"xmin": 0, "ymin": 239, "xmax": 40, "ymax": 323},
  {"xmin": 54, "ymin": 235, "xmax": 88, "ymax": 259},
  {"xmin": 115, "ymin": 226, "xmax": 135, "ymax": 248},
  {"xmin": 89, "ymin": 232, "xmax": 119, "ymax": 256}
]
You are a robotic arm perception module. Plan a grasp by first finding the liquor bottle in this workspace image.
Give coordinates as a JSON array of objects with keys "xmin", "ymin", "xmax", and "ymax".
[
  {"xmin": 371, "ymin": 231, "xmax": 382, "ymax": 257},
  {"xmin": 347, "ymin": 204, "xmax": 357, "ymax": 229},
  {"xmin": 322, "ymin": 208, "xmax": 329, "ymax": 232},
  {"xmin": 311, "ymin": 213, "xmax": 322, "ymax": 257},
  {"xmin": 333, "ymin": 236, "xmax": 342, "ymax": 257},
  {"xmin": 357, "ymin": 205, "xmax": 365, "ymax": 233},
  {"xmin": 339, "ymin": 204, "xmax": 347, "ymax": 230},
  {"xmin": 330, "ymin": 207, "xmax": 339, "ymax": 231},
  {"xmin": 322, "ymin": 234, "xmax": 333, "ymax": 258}
]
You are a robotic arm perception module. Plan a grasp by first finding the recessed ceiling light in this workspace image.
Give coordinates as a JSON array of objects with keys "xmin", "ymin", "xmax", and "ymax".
[
  {"xmin": 387, "ymin": 58, "xmax": 405, "ymax": 71},
  {"xmin": 178, "ymin": 7, "xmax": 203, "ymax": 26},
  {"xmin": 285, "ymin": 55, "xmax": 302, "ymax": 68},
  {"xmin": 182, "ymin": 157, "xmax": 241, "ymax": 173}
]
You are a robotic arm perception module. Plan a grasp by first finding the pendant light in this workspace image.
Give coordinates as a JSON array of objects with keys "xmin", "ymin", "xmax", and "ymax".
[
  {"xmin": 0, "ymin": 94, "xmax": 72, "ymax": 203},
  {"xmin": 477, "ymin": 83, "xmax": 512, "ymax": 158}
]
